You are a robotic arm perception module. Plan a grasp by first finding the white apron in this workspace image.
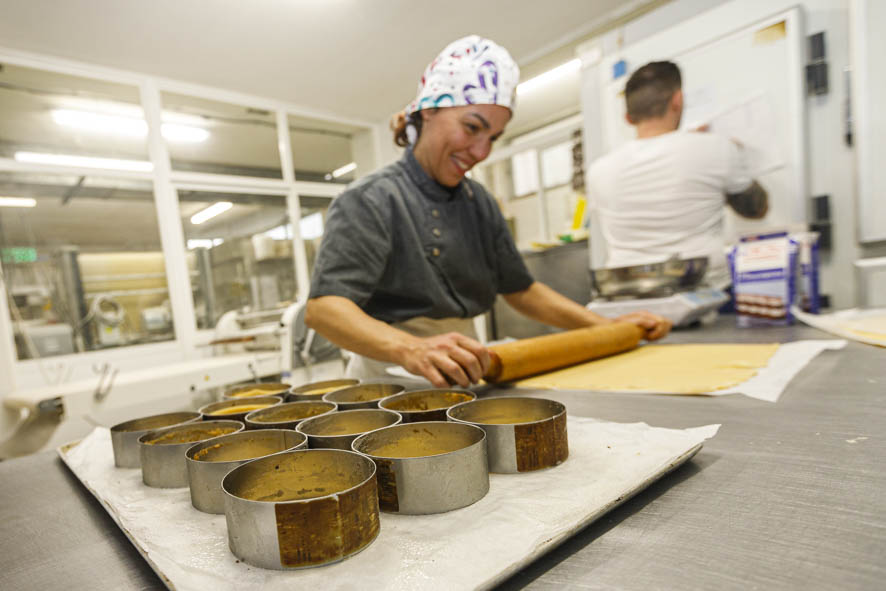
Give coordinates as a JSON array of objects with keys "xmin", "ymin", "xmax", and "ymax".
[{"xmin": 344, "ymin": 316, "xmax": 478, "ymax": 381}]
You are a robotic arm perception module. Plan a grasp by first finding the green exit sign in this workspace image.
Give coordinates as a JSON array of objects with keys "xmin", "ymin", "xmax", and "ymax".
[{"xmin": 1, "ymin": 247, "xmax": 37, "ymax": 264}]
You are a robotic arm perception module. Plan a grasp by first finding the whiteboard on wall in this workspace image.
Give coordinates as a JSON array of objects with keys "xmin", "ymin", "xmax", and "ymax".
[
  {"xmin": 593, "ymin": 5, "xmax": 806, "ymax": 246},
  {"xmin": 852, "ymin": 0, "xmax": 886, "ymax": 243}
]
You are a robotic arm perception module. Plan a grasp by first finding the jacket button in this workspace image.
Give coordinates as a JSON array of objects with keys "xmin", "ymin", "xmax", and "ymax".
[
  {"xmin": 432, "ymin": 228, "xmax": 441, "ymax": 237},
  {"xmin": 431, "ymin": 247, "xmax": 440, "ymax": 256}
]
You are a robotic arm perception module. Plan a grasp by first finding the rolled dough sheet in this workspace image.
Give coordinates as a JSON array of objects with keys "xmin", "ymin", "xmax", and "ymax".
[
  {"xmin": 515, "ymin": 343, "xmax": 780, "ymax": 394},
  {"xmin": 793, "ymin": 307, "xmax": 886, "ymax": 347},
  {"xmin": 840, "ymin": 316, "xmax": 886, "ymax": 343}
]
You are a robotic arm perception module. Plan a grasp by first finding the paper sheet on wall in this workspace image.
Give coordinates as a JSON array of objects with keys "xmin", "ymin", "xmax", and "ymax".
[
  {"xmin": 710, "ymin": 92, "xmax": 785, "ymax": 176},
  {"xmin": 58, "ymin": 418, "xmax": 719, "ymax": 591},
  {"xmin": 683, "ymin": 91, "xmax": 785, "ymax": 177}
]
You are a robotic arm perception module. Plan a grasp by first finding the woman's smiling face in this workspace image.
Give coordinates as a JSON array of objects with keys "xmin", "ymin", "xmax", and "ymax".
[{"xmin": 413, "ymin": 104, "xmax": 511, "ymax": 187}]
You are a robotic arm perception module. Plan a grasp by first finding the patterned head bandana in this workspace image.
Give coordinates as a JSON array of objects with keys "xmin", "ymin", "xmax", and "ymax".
[{"xmin": 405, "ymin": 35, "xmax": 520, "ymax": 116}]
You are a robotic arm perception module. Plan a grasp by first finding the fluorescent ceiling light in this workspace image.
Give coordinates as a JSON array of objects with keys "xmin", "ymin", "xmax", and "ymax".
[
  {"xmin": 14, "ymin": 151, "xmax": 153, "ymax": 172},
  {"xmin": 190, "ymin": 202, "xmax": 232, "ymax": 225},
  {"xmin": 300, "ymin": 212, "xmax": 324, "ymax": 240},
  {"xmin": 331, "ymin": 162, "xmax": 357, "ymax": 178},
  {"xmin": 264, "ymin": 224, "xmax": 290, "ymax": 241},
  {"xmin": 263, "ymin": 214, "xmax": 324, "ymax": 241},
  {"xmin": 51, "ymin": 109, "xmax": 209, "ymax": 143},
  {"xmin": 161, "ymin": 123, "xmax": 209, "ymax": 143},
  {"xmin": 52, "ymin": 109, "xmax": 146, "ymax": 137},
  {"xmin": 516, "ymin": 58, "xmax": 581, "ymax": 95},
  {"xmin": 187, "ymin": 238, "xmax": 224, "ymax": 249},
  {"xmin": 0, "ymin": 197, "xmax": 37, "ymax": 208}
]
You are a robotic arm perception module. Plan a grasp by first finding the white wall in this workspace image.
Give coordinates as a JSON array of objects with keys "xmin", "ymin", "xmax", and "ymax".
[
  {"xmin": 372, "ymin": 119, "xmax": 404, "ymax": 169},
  {"xmin": 581, "ymin": 0, "xmax": 886, "ymax": 308}
]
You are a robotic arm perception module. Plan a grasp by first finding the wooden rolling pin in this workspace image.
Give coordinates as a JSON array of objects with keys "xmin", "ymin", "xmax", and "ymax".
[{"xmin": 483, "ymin": 322, "xmax": 644, "ymax": 383}]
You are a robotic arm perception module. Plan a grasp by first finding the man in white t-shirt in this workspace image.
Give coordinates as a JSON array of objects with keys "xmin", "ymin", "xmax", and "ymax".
[{"xmin": 587, "ymin": 61, "xmax": 768, "ymax": 289}]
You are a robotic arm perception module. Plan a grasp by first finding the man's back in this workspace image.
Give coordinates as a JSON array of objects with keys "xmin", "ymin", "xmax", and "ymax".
[{"xmin": 588, "ymin": 130, "xmax": 751, "ymax": 288}]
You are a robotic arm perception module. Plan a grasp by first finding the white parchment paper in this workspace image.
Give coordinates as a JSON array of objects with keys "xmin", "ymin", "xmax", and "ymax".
[
  {"xmin": 59, "ymin": 417, "xmax": 719, "ymax": 591},
  {"xmin": 712, "ymin": 339, "xmax": 846, "ymax": 402}
]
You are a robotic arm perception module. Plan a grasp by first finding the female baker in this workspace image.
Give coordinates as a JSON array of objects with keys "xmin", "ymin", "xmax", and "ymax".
[{"xmin": 305, "ymin": 35, "xmax": 671, "ymax": 388}]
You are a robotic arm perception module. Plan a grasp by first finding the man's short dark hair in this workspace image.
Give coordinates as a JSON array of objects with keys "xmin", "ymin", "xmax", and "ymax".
[{"xmin": 624, "ymin": 61, "xmax": 682, "ymax": 122}]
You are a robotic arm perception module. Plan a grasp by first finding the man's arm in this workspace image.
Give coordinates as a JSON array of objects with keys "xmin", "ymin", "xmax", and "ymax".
[
  {"xmin": 502, "ymin": 282, "xmax": 671, "ymax": 340},
  {"xmin": 726, "ymin": 180, "xmax": 769, "ymax": 219}
]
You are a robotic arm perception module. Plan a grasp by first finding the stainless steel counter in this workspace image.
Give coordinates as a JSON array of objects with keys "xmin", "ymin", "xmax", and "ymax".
[{"xmin": 1, "ymin": 319, "xmax": 884, "ymax": 590}]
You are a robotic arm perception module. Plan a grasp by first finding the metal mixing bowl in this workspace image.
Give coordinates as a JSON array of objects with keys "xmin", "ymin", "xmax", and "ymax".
[{"xmin": 590, "ymin": 256, "xmax": 708, "ymax": 299}]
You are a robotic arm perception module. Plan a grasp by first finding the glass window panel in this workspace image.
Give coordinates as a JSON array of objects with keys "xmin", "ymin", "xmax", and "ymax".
[
  {"xmin": 483, "ymin": 159, "xmax": 517, "ymax": 202},
  {"xmin": 541, "ymin": 142, "xmax": 573, "ymax": 188},
  {"xmin": 179, "ymin": 190, "xmax": 296, "ymax": 329},
  {"xmin": 0, "ymin": 171, "xmax": 173, "ymax": 359},
  {"xmin": 511, "ymin": 149, "xmax": 539, "ymax": 196},
  {"xmin": 297, "ymin": 195, "xmax": 334, "ymax": 277},
  {"xmin": 287, "ymin": 114, "xmax": 371, "ymax": 183},
  {"xmin": 161, "ymin": 93, "xmax": 282, "ymax": 178},
  {"xmin": 0, "ymin": 64, "xmax": 148, "ymax": 168}
]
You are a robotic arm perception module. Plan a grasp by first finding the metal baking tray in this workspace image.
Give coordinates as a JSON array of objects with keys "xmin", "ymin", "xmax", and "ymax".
[{"xmin": 57, "ymin": 417, "xmax": 714, "ymax": 590}]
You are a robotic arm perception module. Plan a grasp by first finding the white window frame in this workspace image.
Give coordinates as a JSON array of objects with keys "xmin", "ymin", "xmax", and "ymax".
[
  {"xmin": 0, "ymin": 46, "xmax": 378, "ymax": 396},
  {"xmin": 476, "ymin": 114, "xmax": 583, "ymax": 243}
]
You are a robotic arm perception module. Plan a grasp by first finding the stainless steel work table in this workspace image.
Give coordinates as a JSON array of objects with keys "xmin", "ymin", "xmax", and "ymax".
[{"xmin": 1, "ymin": 319, "xmax": 884, "ymax": 590}]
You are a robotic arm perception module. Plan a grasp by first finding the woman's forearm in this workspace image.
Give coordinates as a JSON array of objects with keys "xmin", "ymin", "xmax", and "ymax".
[
  {"xmin": 502, "ymin": 282, "xmax": 611, "ymax": 329},
  {"xmin": 304, "ymin": 295, "xmax": 491, "ymax": 387},
  {"xmin": 304, "ymin": 296, "xmax": 418, "ymax": 363}
]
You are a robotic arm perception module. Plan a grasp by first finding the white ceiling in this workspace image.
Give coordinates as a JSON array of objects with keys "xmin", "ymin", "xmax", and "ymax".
[{"xmin": 0, "ymin": 0, "xmax": 629, "ymax": 123}]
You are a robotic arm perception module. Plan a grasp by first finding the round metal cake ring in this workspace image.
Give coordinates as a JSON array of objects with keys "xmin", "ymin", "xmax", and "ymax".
[
  {"xmin": 447, "ymin": 396, "xmax": 568, "ymax": 473},
  {"xmin": 296, "ymin": 408, "xmax": 402, "ymax": 450},
  {"xmin": 198, "ymin": 396, "xmax": 283, "ymax": 422},
  {"xmin": 351, "ymin": 421, "xmax": 489, "ymax": 514},
  {"xmin": 322, "ymin": 383, "xmax": 405, "ymax": 411},
  {"xmin": 222, "ymin": 448, "xmax": 379, "ymax": 569},
  {"xmin": 244, "ymin": 400, "xmax": 337, "ymax": 430},
  {"xmin": 378, "ymin": 388, "xmax": 476, "ymax": 423},
  {"xmin": 223, "ymin": 382, "xmax": 291, "ymax": 401},
  {"xmin": 138, "ymin": 420, "xmax": 244, "ymax": 488},
  {"xmin": 110, "ymin": 411, "xmax": 201, "ymax": 469},
  {"xmin": 186, "ymin": 429, "xmax": 307, "ymax": 514},
  {"xmin": 287, "ymin": 379, "xmax": 360, "ymax": 402}
]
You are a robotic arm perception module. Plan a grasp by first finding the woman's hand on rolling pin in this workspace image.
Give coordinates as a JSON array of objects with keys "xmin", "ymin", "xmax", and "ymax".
[
  {"xmin": 614, "ymin": 311, "xmax": 672, "ymax": 341},
  {"xmin": 398, "ymin": 332, "xmax": 491, "ymax": 388}
]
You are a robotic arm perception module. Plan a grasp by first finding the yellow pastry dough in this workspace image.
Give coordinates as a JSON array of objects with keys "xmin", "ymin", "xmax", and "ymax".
[
  {"xmin": 839, "ymin": 315, "xmax": 886, "ymax": 346},
  {"xmin": 515, "ymin": 343, "xmax": 780, "ymax": 394}
]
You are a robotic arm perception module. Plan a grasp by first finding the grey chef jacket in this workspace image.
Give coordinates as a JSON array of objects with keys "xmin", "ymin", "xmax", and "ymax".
[{"xmin": 308, "ymin": 148, "xmax": 534, "ymax": 324}]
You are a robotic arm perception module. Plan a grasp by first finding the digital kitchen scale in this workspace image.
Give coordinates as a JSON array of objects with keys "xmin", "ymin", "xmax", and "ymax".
[
  {"xmin": 586, "ymin": 257, "xmax": 729, "ymax": 327},
  {"xmin": 587, "ymin": 288, "xmax": 729, "ymax": 327}
]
